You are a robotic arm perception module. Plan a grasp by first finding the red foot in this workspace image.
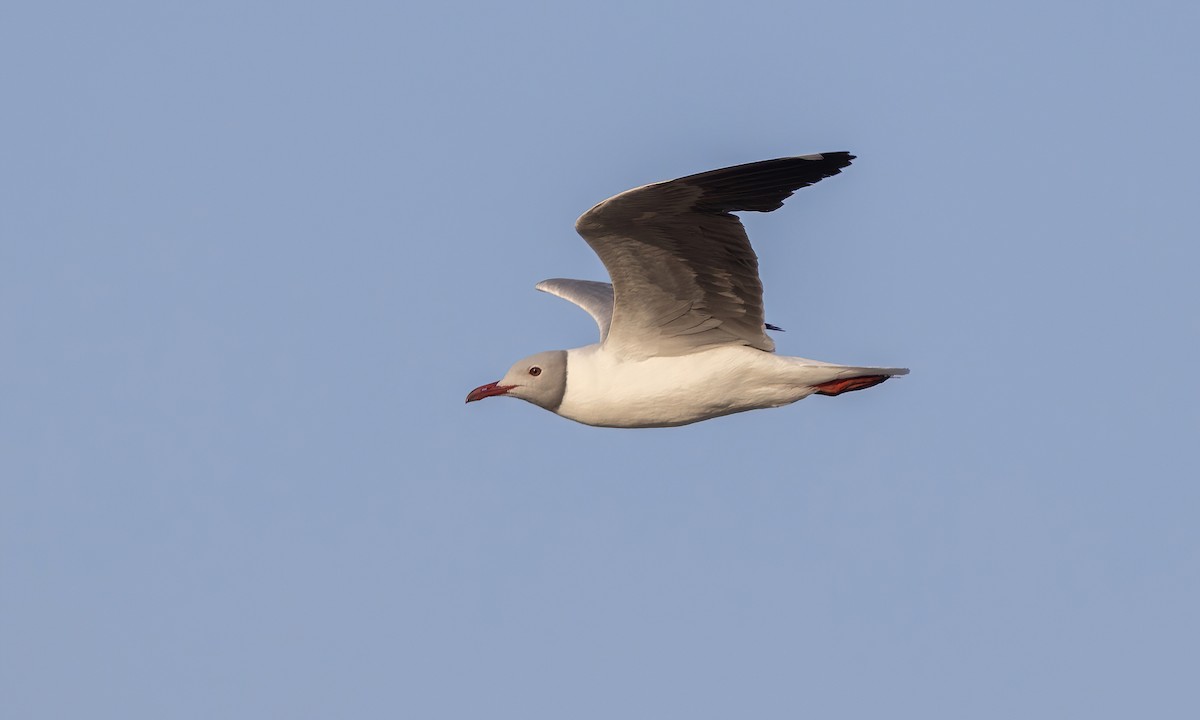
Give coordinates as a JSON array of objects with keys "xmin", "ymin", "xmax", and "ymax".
[{"xmin": 813, "ymin": 375, "xmax": 889, "ymax": 397}]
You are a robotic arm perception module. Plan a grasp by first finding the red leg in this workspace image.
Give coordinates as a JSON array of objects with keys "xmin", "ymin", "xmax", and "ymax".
[{"xmin": 812, "ymin": 375, "xmax": 889, "ymax": 397}]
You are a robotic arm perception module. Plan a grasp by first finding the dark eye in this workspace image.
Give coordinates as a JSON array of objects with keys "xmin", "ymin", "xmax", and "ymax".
[{"xmin": 528, "ymin": 366, "xmax": 542, "ymax": 377}]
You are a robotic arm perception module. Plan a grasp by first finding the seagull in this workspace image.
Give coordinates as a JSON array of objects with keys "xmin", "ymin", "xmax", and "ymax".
[{"xmin": 466, "ymin": 153, "xmax": 908, "ymax": 428}]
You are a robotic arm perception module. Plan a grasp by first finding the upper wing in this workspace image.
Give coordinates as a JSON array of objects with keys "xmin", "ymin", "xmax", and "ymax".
[
  {"xmin": 573, "ymin": 153, "xmax": 854, "ymax": 357},
  {"xmin": 537, "ymin": 278, "xmax": 788, "ymax": 342},
  {"xmin": 535, "ymin": 278, "xmax": 614, "ymax": 341}
]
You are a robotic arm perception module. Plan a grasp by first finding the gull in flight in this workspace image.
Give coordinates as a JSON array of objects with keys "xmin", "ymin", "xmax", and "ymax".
[{"xmin": 466, "ymin": 153, "xmax": 907, "ymax": 427}]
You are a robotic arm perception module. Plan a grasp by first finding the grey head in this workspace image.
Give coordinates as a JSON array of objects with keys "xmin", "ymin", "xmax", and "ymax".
[{"xmin": 465, "ymin": 350, "xmax": 568, "ymax": 412}]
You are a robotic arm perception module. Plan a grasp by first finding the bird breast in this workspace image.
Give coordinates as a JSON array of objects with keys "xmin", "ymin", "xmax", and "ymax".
[{"xmin": 555, "ymin": 344, "xmax": 815, "ymax": 428}]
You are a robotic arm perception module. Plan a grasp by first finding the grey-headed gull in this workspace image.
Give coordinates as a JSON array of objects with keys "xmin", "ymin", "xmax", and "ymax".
[{"xmin": 466, "ymin": 153, "xmax": 907, "ymax": 427}]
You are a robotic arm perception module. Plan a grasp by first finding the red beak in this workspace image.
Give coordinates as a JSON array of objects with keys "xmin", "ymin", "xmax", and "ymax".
[{"xmin": 465, "ymin": 381, "xmax": 515, "ymax": 403}]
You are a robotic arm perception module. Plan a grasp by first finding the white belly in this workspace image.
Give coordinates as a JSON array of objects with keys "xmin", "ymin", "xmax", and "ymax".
[{"xmin": 555, "ymin": 345, "xmax": 823, "ymax": 428}]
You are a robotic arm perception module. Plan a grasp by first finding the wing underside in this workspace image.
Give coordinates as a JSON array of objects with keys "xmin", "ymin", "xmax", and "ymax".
[{"xmin": 535, "ymin": 278, "xmax": 615, "ymax": 341}]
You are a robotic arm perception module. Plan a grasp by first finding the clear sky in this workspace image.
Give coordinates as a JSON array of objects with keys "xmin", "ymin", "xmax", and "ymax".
[{"xmin": 3, "ymin": 1, "xmax": 1198, "ymax": 718}]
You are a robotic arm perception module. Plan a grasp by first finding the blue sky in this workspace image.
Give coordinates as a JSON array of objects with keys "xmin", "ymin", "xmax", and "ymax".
[{"xmin": 3, "ymin": 1, "xmax": 1198, "ymax": 718}]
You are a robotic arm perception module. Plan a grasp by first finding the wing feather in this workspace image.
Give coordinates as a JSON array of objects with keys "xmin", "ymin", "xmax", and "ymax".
[
  {"xmin": 535, "ymin": 278, "xmax": 615, "ymax": 341},
  {"xmin": 574, "ymin": 153, "xmax": 854, "ymax": 357}
]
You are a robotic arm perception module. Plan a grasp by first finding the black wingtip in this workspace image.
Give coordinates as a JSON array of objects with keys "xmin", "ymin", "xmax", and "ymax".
[
  {"xmin": 685, "ymin": 152, "xmax": 857, "ymax": 213},
  {"xmin": 812, "ymin": 151, "xmax": 855, "ymax": 165}
]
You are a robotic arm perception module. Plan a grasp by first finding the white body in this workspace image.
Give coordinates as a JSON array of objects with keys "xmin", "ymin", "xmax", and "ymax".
[
  {"xmin": 557, "ymin": 344, "xmax": 900, "ymax": 428},
  {"xmin": 466, "ymin": 155, "xmax": 909, "ymax": 427}
]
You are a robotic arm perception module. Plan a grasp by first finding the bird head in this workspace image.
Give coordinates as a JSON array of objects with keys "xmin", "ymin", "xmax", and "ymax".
[{"xmin": 466, "ymin": 350, "xmax": 568, "ymax": 412}]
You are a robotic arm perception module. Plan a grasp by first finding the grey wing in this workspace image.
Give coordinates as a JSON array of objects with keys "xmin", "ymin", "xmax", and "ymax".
[
  {"xmin": 537, "ymin": 278, "xmax": 786, "ymax": 342},
  {"xmin": 535, "ymin": 278, "xmax": 614, "ymax": 341},
  {"xmin": 574, "ymin": 153, "xmax": 854, "ymax": 357}
]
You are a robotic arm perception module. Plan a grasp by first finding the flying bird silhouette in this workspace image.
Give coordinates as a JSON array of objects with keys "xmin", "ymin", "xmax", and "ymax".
[{"xmin": 466, "ymin": 153, "xmax": 907, "ymax": 427}]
